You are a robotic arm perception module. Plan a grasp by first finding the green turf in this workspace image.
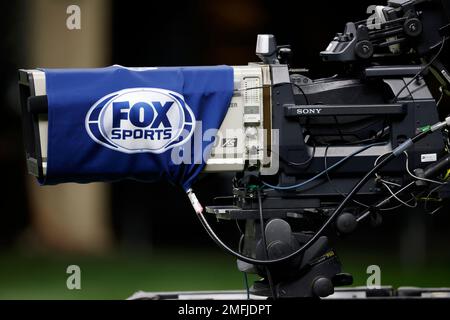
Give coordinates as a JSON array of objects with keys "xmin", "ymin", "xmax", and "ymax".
[{"xmin": 0, "ymin": 248, "xmax": 449, "ymax": 299}]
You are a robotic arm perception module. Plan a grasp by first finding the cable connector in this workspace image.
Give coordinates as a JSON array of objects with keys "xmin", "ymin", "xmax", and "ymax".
[
  {"xmin": 393, "ymin": 139, "xmax": 413, "ymax": 156},
  {"xmin": 186, "ymin": 188, "xmax": 203, "ymax": 214},
  {"xmin": 419, "ymin": 125, "xmax": 431, "ymax": 133},
  {"xmin": 431, "ymin": 117, "xmax": 450, "ymax": 132}
]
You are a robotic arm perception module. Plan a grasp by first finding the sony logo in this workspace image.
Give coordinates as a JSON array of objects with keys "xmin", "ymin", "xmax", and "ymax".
[{"xmin": 296, "ymin": 108, "xmax": 322, "ymax": 115}]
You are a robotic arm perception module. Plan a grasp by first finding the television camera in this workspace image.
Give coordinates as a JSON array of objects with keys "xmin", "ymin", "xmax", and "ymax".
[{"xmin": 19, "ymin": 0, "xmax": 450, "ymax": 298}]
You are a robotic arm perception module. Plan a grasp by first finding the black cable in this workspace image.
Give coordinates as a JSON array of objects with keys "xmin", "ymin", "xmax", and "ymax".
[
  {"xmin": 357, "ymin": 177, "xmax": 444, "ymax": 221},
  {"xmin": 333, "ymin": 116, "xmax": 345, "ymax": 141},
  {"xmin": 324, "ymin": 143, "xmax": 416, "ymax": 212},
  {"xmin": 196, "ymin": 136, "xmax": 428, "ymax": 265},
  {"xmin": 237, "ymin": 234, "xmax": 251, "ymax": 299},
  {"xmin": 196, "ymin": 87, "xmax": 437, "ymax": 265},
  {"xmin": 308, "ymin": 118, "xmax": 388, "ymax": 145},
  {"xmin": 278, "ymin": 143, "xmax": 316, "ymax": 168},
  {"xmin": 257, "ymin": 190, "xmax": 277, "ymax": 299},
  {"xmin": 235, "ymin": 219, "xmax": 243, "ymax": 235},
  {"xmin": 233, "ymin": 81, "xmax": 306, "ymax": 112},
  {"xmin": 197, "ymin": 151, "xmax": 394, "ymax": 265},
  {"xmin": 275, "ymin": 81, "xmax": 315, "ymax": 168},
  {"xmin": 267, "ymin": 79, "xmax": 315, "ymax": 169},
  {"xmin": 323, "ymin": 144, "xmax": 370, "ymax": 209},
  {"xmin": 262, "ymin": 82, "xmax": 310, "ymax": 105},
  {"xmin": 196, "ymin": 128, "xmax": 434, "ymax": 266},
  {"xmin": 237, "ymin": 226, "xmax": 250, "ymax": 299},
  {"xmin": 410, "ymin": 129, "xmax": 430, "ymax": 144},
  {"xmin": 424, "ymin": 182, "xmax": 450, "ymax": 214},
  {"xmin": 234, "ymin": 82, "xmax": 310, "ymax": 105},
  {"xmin": 323, "ymin": 116, "xmax": 398, "ymax": 211},
  {"xmin": 243, "ymin": 273, "xmax": 250, "ymax": 300},
  {"xmin": 356, "ymin": 181, "xmax": 415, "ymax": 222},
  {"xmin": 325, "ymin": 115, "xmax": 383, "ymax": 202},
  {"xmin": 286, "ymin": 82, "xmax": 310, "ymax": 105},
  {"xmin": 263, "ymin": 141, "xmax": 386, "ymax": 191},
  {"xmin": 394, "ymin": 37, "xmax": 447, "ymax": 102}
]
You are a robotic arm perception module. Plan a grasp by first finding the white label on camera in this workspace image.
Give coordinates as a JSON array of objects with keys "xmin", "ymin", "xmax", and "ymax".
[{"xmin": 421, "ymin": 153, "xmax": 437, "ymax": 163}]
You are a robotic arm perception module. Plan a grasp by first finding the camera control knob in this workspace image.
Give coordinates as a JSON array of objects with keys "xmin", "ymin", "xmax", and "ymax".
[{"xmin": 246, "ymin": 127, "xmax": 258, "ymax": 138}]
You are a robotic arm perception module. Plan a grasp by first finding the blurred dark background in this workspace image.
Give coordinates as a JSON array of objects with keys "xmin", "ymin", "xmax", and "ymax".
[{"xmin": 0, "ymin": 0, "xmax": 449, "ymax": 299}]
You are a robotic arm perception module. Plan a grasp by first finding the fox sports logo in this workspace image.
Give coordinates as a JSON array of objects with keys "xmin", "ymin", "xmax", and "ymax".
[{"xmin": 85, "ymin": 88, "xmax": 195, "ymax": 153}]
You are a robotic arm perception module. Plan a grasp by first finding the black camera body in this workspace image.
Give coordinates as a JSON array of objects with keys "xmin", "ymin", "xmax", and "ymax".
[
  {"xmin": 18, "ymin": 0, "xmax": 450, "ymax": 299},
  {"xmin": 205, "ymin": 0, "xmax": 450, "ymax": 298}
]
